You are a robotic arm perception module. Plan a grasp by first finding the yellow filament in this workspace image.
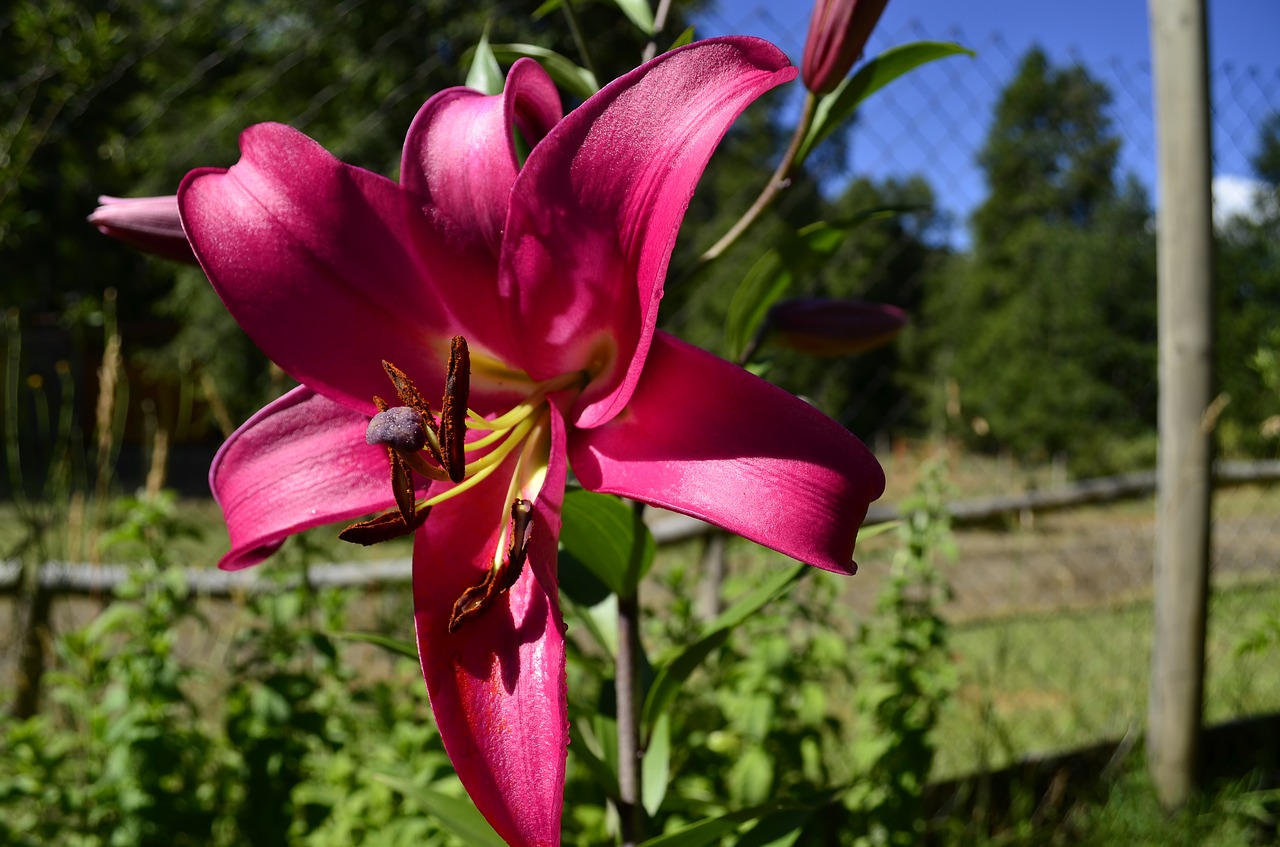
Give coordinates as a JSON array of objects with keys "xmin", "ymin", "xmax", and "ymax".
[
  {"xmin": 465, "ymin": 416, "xmax": 534, "ymax": 475},
  {"xmin": 467, "ymin": 400, "xmax": 538, "ymax": 433},
  {"xmin": 463, "ymin": 424, "xmax": 514, "ymax": 453},
  {"xmin": 464, "ymin": 371, "xmax": 585, "ymax": 432},
  {"xmin": 492, "ymin": 411, "xmax": 548, "ymax": 567},
  {"xmin": 420, "ymin": 416, "xmax": 535, "ymax": 508}
]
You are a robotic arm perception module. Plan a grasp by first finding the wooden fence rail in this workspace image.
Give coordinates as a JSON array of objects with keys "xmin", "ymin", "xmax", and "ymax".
[{"xmin": 4, "ymin": 459, "xmax": 1279, "ymax": 598}]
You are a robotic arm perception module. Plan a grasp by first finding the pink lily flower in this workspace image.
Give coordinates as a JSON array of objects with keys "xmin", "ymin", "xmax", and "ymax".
[{"xmin": 178, "ymin": 38, "xmax": 884, "ymax": 847}]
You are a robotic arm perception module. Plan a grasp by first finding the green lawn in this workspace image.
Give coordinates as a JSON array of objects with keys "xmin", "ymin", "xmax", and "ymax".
[{"xmin": 934, "ymin": 581, "xmax": 1280, "ymax": 778}]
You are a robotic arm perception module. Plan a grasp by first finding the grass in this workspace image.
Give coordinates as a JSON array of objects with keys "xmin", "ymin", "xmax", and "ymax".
[
  {"xmin": 931, "ymin": 757, "xmax": 1280, "ymax": 846},
  {"xmin": 934, "ymin": 581, "xmax": 1280, "ymax": 779},
  {"xmin": 4, "ymin": 445, "xmax": 1280, "ymax": 814}
]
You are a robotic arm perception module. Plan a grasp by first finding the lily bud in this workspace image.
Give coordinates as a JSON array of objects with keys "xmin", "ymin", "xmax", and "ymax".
[
  {"xmin": 88, "ymin": 195, "xmax": 198, "ymax": 264},
  {"xmin": 801, "ymin": 0, "xmax": 890, "ymax": 95},
  {"xmin": 766, "ymin": 298, "xmax": 906, "ymax": 356}
]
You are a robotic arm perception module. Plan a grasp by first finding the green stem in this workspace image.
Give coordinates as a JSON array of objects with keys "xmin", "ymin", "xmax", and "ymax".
[
  {"xmin": 698, "ymin": 92, "xmax": 817, "ymax": 265},
  {"xmin": 641, "ymin": 0, "xmax": 674, "ymax": 63},
  {"xmin": 560, "ymin": 0, "xmax": 600, "ymax": 87},
  {"xmin": 615, "ymin": 587, "xmax": 644, "ymax": 845}
]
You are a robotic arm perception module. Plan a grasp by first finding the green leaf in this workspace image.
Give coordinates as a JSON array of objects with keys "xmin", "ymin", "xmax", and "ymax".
[
  {"xmin": 532, "ymin": 0, "xmax": 654, "ymax": 33},
  {"xmin": 330, "ymin": 630, "xmax": 417, "ymax": 660},
  {"xmin": 642, "ymin": 563, "xmax": 807, "ymax": 734},
  {"xmin": 637, "ymin": 803, "xmax": 799, "ymax": 847},
  {"xmin": 561, "ymin": 592, "xmax": 618, "ymax": 657},
  {"xmin": 855, "ymin": 519, "xmax": 899, "ymax": 541},
  {"xmin": 724, "ymin": 213, "xmax": 902, "ymax": 362},
  {"xmin": 669, "ymin": 26, "xmax": 696, "ymax": 50},
  {"xmin": 531, "ymin": 0, "xmax": 560, "ymax": 18},
  {"xmin": 642, "ymin": 712, "xmax": 670, "ymax": 816},
  {"xmin": 558, "ymin": 541, "xmax": 614, "ymax": 607},
  {"xmin": 371, "ymin": 775, "xmax": 508, "ymax": 847},
  {"xmin": 610, "ymin": 0, "xmax": 655, "ymax": 34},
  {"xmin": 798, "ymin": 41, "xmax": 974, "ymax": 164},
  {"xmin": 725, "ymin": 223, "xmax": 847, "ymax": 361},
  {"xmin": 568, "ymin": 716, "xmax": 621, "ymax": 800},
  {"xmin": 488, "ymin": 44, "xmax": 599, "ymax": 100},
  {"xmin": 465, "ymin": 26, "xmax": 505, "ymax": 95},
  {"xmin": 560, "ymin": 489, "xmax": 655, "ymax": 598},
  {"xmin": 724, "ymin": 248, "xmax": 791, "ymax": 363},
  {"xmin": 736, "ymin": 809, "xmax": 811, "ymax": 847}
]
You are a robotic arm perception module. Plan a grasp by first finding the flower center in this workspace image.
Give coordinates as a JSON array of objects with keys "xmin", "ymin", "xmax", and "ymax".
[{"xmin": 339, "ymin": 335, "xmax": 583, "ymax": 631}]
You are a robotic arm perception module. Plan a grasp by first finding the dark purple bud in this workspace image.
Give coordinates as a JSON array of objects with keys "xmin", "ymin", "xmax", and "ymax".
[
  {"xmin": 768, "ymin": 298, "xmax": 908, "ymax": 356},
  {"xmin": 366, "ymin": 406, "xmax": 427, "ymax": 452},
  {"xmin": 802, "ymin": 0, "xmax": 891, "ymax": 95}
]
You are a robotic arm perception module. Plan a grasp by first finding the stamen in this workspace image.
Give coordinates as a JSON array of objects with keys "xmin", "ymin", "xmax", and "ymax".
[
  {"xmin": 339, "ymin": 503, "xmax": 430, "ymax": 545},
  {"xmin": 389, "ymin": 450, "xmax": 416, "ymax": 525},
  {"xmin": 380, "ymin": 361, "xmax": 439, "ymax": 433},
  {"xmin": 465, "ymin": 371, "xmax": 585, "ymax": 432},
  {"xmin": 448, "ymin": 498, "xmax": 534, "ymax": 632},
  {"xmin": 463, "ymin": 422, "xmax": 517, "ymax": 453},
  {"xmin": 501, "ymin": 499, "xmax": 535, "ymax": 586},
  {"xmin": 420, "ymin": 415, "xmax": 536, "ymax": 509},
  {"xmin": 439, "ymin": 336, "xmax": 469, "ymax": 483}
]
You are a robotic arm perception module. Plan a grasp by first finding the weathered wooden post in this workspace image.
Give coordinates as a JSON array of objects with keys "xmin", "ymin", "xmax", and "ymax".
[{"xmin": 1146, "ymin": 0, "xmax": 1215, "ymax": 809}]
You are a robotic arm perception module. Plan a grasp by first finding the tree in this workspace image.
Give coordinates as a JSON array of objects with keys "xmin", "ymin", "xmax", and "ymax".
[
  {"xmin": 1, "ymin": 0, "xmax": 702, "ymax": 447},
  {"xmin": 923, "ymin": 48, "xmax": 1157, "ymax": 472},
  {"xmin": 1215, "ymin": 112, "xmax": 1280, "ymax": 456}
]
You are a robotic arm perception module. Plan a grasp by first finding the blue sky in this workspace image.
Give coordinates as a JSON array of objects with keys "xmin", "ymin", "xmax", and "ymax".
[{"xmin": 692, "ymin": 0, "xmax": 1280, "ymax": 241}]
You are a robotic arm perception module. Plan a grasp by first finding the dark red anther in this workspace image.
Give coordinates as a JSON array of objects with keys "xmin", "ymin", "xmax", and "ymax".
[
  {"xmin": 381, "ymin": 361, "xmax": 439, "ymax": 435},
  {"xmin": 339, "ymin": 503, "xmax": 430, "ymax": 545},
  {"xmin": 440, "ymin": 336, "xmax": 470, "ymax": 484}
]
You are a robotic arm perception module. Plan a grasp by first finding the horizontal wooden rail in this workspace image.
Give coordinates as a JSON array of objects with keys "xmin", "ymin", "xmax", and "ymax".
[{"xmin": 3, "ymin": 460, "xmax": 1279, "ymax": 598}]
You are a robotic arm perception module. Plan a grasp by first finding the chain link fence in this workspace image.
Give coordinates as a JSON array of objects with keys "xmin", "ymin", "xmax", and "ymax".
[{"xmin": 4, "ymin": 3, "xmax": 1280, "ymax": 780}]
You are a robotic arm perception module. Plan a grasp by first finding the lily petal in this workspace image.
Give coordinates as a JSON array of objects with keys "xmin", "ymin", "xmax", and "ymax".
[
  {"xmin": 211, "ymin": 386, "xmax": 401, "ymax": 570},
  {"xmin": 568, "ymin": 331, "xmax": 885, "ymax": 574},
  {"xmin": 414, "ymin": 407, "xmax": 568, "ymax": 847},
  {"xmin": 402, "ymin": 58, "xmax": 561, "ymax": 260},
  {"xmin": 179, "ymin": 123, "xmax": 492, "ymax": 413},
  {"xmin": 501, "ymin": 37, "xmax": 797, "ymax": 429}
]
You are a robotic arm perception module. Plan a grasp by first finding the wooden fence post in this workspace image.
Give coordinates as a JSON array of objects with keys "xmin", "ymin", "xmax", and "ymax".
[{"xmin": 1146, "ymin": 0, "xmax": 1215, "ymax": 809}]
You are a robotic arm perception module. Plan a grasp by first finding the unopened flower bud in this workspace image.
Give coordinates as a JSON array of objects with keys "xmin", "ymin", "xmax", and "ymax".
[
  {"xmin": 88, "ymin": 195, "xmax": 198, "ymax": 264},
  {"xmin": 801, "ymin": 0, "xmax": 891, "ymax": 95},
  {"xmin": 366, "ymin": 406, "xmax": 428, "ymax": 453},
  {"xmin": 767, "ymin": 298, "xmax": 906, "ymax": 356}
]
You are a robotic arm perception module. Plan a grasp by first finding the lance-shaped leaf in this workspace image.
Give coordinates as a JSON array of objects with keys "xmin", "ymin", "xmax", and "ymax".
[
  {"xmin": 488, "ymin": 43, "xmax": 600, "ymax": 100},
  {"xmin": 797, "ymin": 41, "xmax": 974, "ymax": 165},
  {"xmin": 642, "ymin": 562, "xmax": 808, "ymax": 739},
  {"xmin": 725, "ymin": 209, "xmax": 913, "ymax": 362},
  {"xmin": 559, "ymin": 488, "xmax": 654, "ymax": 598}
]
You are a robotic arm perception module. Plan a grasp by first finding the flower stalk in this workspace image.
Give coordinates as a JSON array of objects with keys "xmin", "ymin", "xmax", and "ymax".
[
  {"xmin": 615, "ymin": 556, "xmax": 645, "ymax": 845},
  {"xmin": 697, "ymin": 91, "xmax": 817, "ymax": 265}
]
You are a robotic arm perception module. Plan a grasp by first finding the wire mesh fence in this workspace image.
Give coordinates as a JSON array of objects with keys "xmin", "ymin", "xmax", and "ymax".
[{"xmin": 4, "ymin": 2, "xmax": 1280, "ymax": 782}]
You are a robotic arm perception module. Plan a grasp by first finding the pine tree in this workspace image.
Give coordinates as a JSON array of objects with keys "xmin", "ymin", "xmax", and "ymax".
[{"xmin": 924, "ymin": 48, "xmax": 1156, "ymax": 472}]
